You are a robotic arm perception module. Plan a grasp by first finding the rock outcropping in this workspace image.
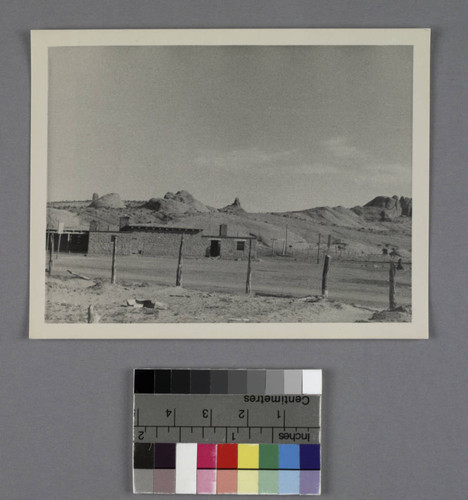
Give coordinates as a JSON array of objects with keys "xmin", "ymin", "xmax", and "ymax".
[
  {"xmin": 220, "ymin": 197, "xmax": 246, "ymax": 215},
  {"xmin": 142, "ymin": 190, "xmax": 213, "ymax": 216},
  {"xmin": 362, "ymin": 195, "xmax": 412, "ymax": 219},
  {"xmin": 89, "ymin": 193, "xmax": 125, "ymax": 209}
]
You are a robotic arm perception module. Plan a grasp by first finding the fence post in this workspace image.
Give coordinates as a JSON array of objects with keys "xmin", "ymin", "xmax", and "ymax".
[
  {"xmin": 316, "ymin": 233, "xmax": 321, "ymax": 264},
  {"xmin": 389, "ymin": 261, "xmax": 396, "ymax": 310},
  {"xmin": 245, "ymin": 239, "xmax": 252, "ymax": 294},
  {"xmin": 56, "ymin": 233, "xmax": 62, "ymax": 259},
  {"xmin": 88, "ymin": 305, "xmax": 99, "ymax": 323},
  {"xmin": 111, "ymin": 235, "xmax": 117, "ymax": 284},
  {"xmin": 321, "ymin": 254, "xmax": 331, "ymax": 298},
  {"xmin": 48, "ymin": 234, "xmax": 54, "ymax": 275},
  {"xmin": 176, "ymin": 234, "xmax": 184, "ymax": 286}
]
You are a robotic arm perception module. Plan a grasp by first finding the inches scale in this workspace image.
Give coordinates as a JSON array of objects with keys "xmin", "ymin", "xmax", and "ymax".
[{"xmin": 134, "ymin": 393, "xmax": 320, "ymax": 445}]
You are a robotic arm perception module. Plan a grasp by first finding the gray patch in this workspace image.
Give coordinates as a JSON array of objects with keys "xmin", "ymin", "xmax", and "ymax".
[
  {"xmin": 133, "ymin": 469, "xmax": 154, "ymax": 494},
  {"xmin": 266, "ymin": 370, "xmax": 285, "ymax": 394},
  {"xmin": 228, "ymin": 370, "xmax": 247, "ymax": 394},
  {"xmin": 247, "ymin": 369, "xmax": 266, "ymax": 394},
  {"xmin": 210, "ymin": 370, "xmax": 228, "ymax": 394}
]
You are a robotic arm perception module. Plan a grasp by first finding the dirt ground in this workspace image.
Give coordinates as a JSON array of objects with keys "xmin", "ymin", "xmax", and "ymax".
[{"xmin": 45, "ymin": 254, "xmax": 411, "ymax": 323}]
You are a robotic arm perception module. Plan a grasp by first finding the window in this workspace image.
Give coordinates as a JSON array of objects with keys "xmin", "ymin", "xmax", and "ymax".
[{"xmin": 236, "ymin": 241, "xmax": 245, "ymax": 251}]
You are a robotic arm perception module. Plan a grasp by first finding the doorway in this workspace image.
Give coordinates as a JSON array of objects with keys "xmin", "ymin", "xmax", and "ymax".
[{"xmin": 210, "ymin": 240, "xmax": 221, "ymax": 257}]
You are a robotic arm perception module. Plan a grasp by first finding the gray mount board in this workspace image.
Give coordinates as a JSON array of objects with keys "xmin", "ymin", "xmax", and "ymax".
[{"xmin": 1, "ymin": 0, "xmax": 468, "ymax": 499}]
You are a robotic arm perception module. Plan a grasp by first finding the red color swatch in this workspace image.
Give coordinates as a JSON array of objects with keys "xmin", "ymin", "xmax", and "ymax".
[{"xmin": 217, "ymin": 444, "xmax": 238, "ymax": 469}]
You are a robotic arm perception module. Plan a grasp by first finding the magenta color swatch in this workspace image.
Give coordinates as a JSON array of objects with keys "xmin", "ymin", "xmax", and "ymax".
[
  {"xmin": 197, "ymin": 444, "xmax": 217, "ymax": 469},
  {"xmin": 197, "ymin": 469, "xmax": 217, "ymax": 494}
]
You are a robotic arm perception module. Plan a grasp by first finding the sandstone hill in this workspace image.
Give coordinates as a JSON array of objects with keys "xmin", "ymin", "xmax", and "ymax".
[
  {"xmin": 47, "ymin": 191, "xmax": 412, "ymax": 259},
  {"xmin": 88, "ymin": 192, "xmax": 125, "ymax": 209},
  {"xmin": 47, "ymin": 207, "xmax": 83, "ymax": 229},
  {"xmin": 355, "ymin": 195, "xmax": 412, "ymax": 220},
  {"xmin": 142, "ymin": 190, "xmax": 214, "ymax": 216}
]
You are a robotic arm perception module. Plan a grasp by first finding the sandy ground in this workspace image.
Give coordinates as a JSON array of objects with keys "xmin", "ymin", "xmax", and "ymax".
[
  {"xmin": 45, "ymin": 254, "xmax": 411, "ymax": 323},
  {"xmin": 46, "ymin": 277, "xmax": 379, "ymax": 323}
]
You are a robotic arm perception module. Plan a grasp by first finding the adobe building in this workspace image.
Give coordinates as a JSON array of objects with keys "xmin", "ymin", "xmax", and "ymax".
[
  {"xmin": 86, "ymin": 218, "xmax": 257, "ymax": 260},
  {"xmin": 201, "ymin": 223, "xmax": 257, "ymax": 259}
]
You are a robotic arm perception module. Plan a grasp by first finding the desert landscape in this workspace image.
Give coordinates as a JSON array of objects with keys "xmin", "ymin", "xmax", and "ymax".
[{"xmin": 45, "ymin": 191, "xmax": 412, "ymax": 323}]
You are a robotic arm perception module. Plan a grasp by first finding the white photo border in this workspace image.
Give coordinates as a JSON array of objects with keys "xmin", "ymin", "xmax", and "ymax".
[{"xmin": 30, "ymin": 29, "xmax": 430, "ymax": 339}]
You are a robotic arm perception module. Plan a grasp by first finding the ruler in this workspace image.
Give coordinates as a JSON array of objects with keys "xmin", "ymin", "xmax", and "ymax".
[{"xmin": 134, "ymin": 394, "xmax": 321, "ymax": 444}]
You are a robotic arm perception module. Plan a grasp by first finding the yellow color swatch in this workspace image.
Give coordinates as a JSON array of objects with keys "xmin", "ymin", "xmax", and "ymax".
[
  {"xmin": 237, "ymin": 444, "xmax": 259, "ymax": 469},
  {"xmin": 237, "ymin": 470, "xmax": 259, "ymax": 494}
]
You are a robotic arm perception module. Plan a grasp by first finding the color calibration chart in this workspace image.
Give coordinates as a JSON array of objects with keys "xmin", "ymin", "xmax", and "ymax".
[{"xmin": 133, "ymin": 369, "xmax": 322, "ymax": 495}]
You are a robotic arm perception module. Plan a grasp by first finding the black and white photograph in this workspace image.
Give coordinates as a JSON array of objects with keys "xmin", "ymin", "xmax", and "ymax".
[{"xmin": 29, "ymin": 29, "xmax": 430, "ymax": 338}]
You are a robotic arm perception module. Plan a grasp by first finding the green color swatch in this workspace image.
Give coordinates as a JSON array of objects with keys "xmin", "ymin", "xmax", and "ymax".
[{"xmin": 259, "ymin": 444, "xmax": 279, "ymax": 469}]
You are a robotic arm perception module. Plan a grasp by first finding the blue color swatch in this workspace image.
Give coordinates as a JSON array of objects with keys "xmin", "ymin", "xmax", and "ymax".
[
  {"xmin": 278, "ymin": 444, "xmax": 300, "ymax": 469},
  {"xmin": 300, "ymin": 444, "xmax": 321, "ymax": 470}
]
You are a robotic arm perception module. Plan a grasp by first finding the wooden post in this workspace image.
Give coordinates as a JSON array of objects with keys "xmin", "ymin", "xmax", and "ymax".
[
  {"xmin": 176, "ymin": 234, "xmax": 184, "ymax": 286},
  {"xmin": 48, "ymin": 234, "xmax": 54, "ymax": 275},
  {"xmin": 67, "ymin": 233, "xmax": 71, "ymax": 254},
  {"xmin": 88, "ymin": 305, "xmax": 99, "ymax": 323},
  {"xmin": 271, "ymin": 238, "xmax": 276, "ymax": 256},
  {"xmin": 284, "ymin": 225, "xmax": 288, "ymax": 255},
  {"xmin": 316, "ymin": 233, "xmax": 321, "ymax": 264},
  {"xmin": 111, "ymin": 236, "xmax": 117, "ymax": 284},
  {"xmin": 245, "ymin": 239, "xmax": 252, "ymax": 294},
  {"xmin": 56, "ymin": 222, "xmax": 64, "ymax": 259},
  {"xmin": 321, "ymin": 255, "xmax": 331, "ymax": 298},
  {"xmin": 56, "ymin": 233, "xmax": 62, "ymax": 259},
  {"xmin": 389, "ymin": 261, "xmax": 396, "ymax": 310}
]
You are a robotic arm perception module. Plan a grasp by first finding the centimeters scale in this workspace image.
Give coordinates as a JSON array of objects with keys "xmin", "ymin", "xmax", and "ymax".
[{"xmin": 134, "ymin": 393, "xmax": 320, "ymax": 444}]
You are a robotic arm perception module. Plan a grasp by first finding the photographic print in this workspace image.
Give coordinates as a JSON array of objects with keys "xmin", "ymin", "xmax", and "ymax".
[{"xmin": 29, "ymin": 29, "xmax": 430, "ymax": 338}]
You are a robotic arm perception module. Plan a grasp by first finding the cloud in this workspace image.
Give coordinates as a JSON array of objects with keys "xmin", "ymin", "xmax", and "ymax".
[
  {"xmin": 319, "ymin": 137, "xmax": 411, "ymax": 183},
  {"xmin": 193, "ymin": 147, "xmax": 300, "ymax": 170},
  {"xmin": 322, "ymin": 136, "xmax": 370, "ymax": 162},
  {"xmin": 192, "ymin": 137, "xmax": 410, "ymax": 185}
]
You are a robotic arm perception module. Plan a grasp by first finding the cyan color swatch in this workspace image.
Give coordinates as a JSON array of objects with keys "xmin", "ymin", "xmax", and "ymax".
[{"xmin": 278, "ymin": 470, "xmax": 300, "ymax": 494}]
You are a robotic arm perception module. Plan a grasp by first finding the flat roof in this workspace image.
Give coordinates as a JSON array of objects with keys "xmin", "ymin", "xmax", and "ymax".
[
  {"xmin": 46, "ymin": 228, "xmax": 89, "ymax": 233},
  {"xmin": 202, "ymin": 235, "xmax": 257, "ymax": 240},
  {"xmin": 124, "ymin": 225, "xmax": 203, "ymax": 234}
]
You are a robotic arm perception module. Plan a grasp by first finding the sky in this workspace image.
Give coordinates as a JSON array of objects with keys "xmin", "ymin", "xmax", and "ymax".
[{"xmin": 48, "ymin": 45, "xmax": 413, "ymax": 212}]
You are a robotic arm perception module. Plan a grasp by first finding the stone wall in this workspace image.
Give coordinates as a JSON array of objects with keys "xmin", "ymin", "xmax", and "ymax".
[
  {"xmin": 88, "ymin": 231, "xmax": 208, "ymax": 257},
  {"xmin": 88, "ymin": 231, "xmax": 257, "ymax": 259}
]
